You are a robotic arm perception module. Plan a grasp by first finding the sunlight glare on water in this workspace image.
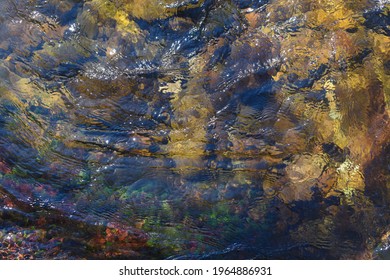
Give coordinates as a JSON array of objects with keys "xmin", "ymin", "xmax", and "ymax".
[{"xmin": 0, "ymin": 0, "xmax": 389, "ymax": 259}]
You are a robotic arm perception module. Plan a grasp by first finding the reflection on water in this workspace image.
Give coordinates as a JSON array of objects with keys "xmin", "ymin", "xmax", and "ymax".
[{"xmin": 0, "ymin": 0, "xmax": 389, "ymax": 259}]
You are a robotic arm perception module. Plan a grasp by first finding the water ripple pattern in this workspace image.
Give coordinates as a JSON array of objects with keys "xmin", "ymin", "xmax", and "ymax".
[{"xmin": 0, "ymin": 0, "xmax": 389, "ymax": 259}]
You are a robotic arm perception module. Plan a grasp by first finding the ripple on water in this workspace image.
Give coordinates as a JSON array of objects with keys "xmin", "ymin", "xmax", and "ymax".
[{"xmin": 0, "ymin": 0, "xmax": 388, "ymax": 259}]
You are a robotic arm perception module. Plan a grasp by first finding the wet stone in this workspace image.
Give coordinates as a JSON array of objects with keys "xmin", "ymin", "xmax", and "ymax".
[
  {"xmin": 119, "ymin": 178, "xmax": 170, "ymax": 200},
  {"xmin": 0, "ymin": 0, "xmax": 389, "ymax": 260}
]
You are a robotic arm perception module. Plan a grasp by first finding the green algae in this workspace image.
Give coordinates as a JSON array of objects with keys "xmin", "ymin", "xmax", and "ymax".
[{"xmin": 0, "ymin": 0, "xmax": 388, "ymax": 259}]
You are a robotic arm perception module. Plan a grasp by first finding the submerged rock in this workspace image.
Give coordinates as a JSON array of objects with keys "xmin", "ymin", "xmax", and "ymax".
[{"xmin": 0, "ymin": 0, "xmax": 389, "ymax": 259}]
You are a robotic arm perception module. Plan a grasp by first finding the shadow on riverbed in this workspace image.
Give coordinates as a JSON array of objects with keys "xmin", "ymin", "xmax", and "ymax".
[{"xmin": 0, "ymin": 0, "xmax": 389, "ymax": 259}]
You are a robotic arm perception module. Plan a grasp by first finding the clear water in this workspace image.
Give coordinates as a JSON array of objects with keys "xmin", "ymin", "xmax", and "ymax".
[{"xmin": 0, "ymin": 0, "xmax": 389, "ymax": 259}]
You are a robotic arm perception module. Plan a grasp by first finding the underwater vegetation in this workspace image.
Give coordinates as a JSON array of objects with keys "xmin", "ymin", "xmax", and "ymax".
[{"xmin": 0, "ymin": 0, "xmax": 389, "ymax": 259}]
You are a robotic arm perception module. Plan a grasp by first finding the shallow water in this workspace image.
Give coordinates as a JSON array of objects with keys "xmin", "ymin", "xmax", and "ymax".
[{"xmin": 0, "ymin": 0, "xmax": 389, "ymax": 259}]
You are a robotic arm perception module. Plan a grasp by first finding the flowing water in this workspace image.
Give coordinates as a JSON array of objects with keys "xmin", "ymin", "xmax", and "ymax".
[{"xmin": 0, "ymin": 0, "xmax": 389, "ymax": 259}]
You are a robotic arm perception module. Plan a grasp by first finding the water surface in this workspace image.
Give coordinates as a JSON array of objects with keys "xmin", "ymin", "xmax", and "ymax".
[{"xmin": 0, "ymin": 0, "xmax": 389, "ymax": 259}]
